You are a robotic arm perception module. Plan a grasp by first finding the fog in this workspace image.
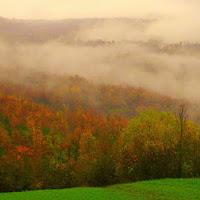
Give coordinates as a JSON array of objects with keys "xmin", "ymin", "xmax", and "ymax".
[
  {"xmin": 1, "ymin": 37, "xmax": 200, "ymax": 104},
  {"xmin": 0, "ymin": 0, "xmax": 199, "ymax": 20},
  {"xmin": 1, "ymin": 0, "xmax": 200, "ymax": 106},
  {"xmin": 1, "ymin": 0, "xmax": 200, "ymax": 43}
]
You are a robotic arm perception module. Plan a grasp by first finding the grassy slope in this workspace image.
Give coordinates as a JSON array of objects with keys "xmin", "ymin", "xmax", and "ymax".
[{"xmin": 0, "ymin": 179, "xmax": 200, "ymax": 200}]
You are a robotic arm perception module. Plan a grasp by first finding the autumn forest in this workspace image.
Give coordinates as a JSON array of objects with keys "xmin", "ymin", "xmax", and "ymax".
[
  {"xmin": 0, "ymin": 66, "xmax": 199, "ymax": 192},
  {"xmin": 0, "ymin": 16, "xmax": 200, "ymax": 193}
]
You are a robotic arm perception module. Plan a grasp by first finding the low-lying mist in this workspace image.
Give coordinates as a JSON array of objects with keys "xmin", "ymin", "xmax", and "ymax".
[
  {"xmin": 0, "ymin": 39, "xmax": 200, "ymax": 104},
  {"xmin": 1, "ymin": 15, "xmax": 200, "ymax": 107}
]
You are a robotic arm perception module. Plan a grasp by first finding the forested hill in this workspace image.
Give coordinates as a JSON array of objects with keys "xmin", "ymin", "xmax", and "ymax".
[
  {"xmin": 0, "ymin": 67, "xmax": 200, "ymax": 192},
  {"xmin": 0, "ymin": 90, "xmax": 199, "ymax": 192},
  {"xmin": 0, "ymin": 67, "xmax": 178, "ymax": 118}
]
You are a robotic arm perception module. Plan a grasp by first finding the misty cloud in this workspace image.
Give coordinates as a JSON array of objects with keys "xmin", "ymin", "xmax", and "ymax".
[{"xmin": 1, "ymin": 39, "xmax": 200, "ymax": 104}]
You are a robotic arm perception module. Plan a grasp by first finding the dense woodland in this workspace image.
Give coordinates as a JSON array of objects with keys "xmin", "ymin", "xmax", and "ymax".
[{"xmin": 0, "ymin": 70, "xmax": 200, "ymax": 192}]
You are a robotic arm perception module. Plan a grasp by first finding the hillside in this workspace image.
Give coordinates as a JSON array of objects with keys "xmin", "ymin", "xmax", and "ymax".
[
  {"xmin": 0, "ymin": 17, "xmax": 153, "ymax": 44},
  {"xmin": 0, "ymin": 18, "xmax": 200, "ymax": 192},
  {"xmin": 0, "ymin": 87, "xmax": 199, "ymax": 192},
  {"xmin": 1, "ymin": 0, "xmax": 200, "ymax": 196},
  {"xmin": 0, "ymin": 67, "xmax": 179, "ymax": 118},
  {"xmin": 0, "ymin": 179, "xmax": 200, "ymax": 200}
]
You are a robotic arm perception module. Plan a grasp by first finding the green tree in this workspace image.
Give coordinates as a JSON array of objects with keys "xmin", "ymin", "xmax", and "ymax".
[{"xmin": 119, "ymin": 110, "xmax": 200, "ymax": 181}]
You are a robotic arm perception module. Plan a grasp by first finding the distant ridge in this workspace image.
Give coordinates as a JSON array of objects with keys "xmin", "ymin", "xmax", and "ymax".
[{"xmin": 0, "ymin": 16, "xmax": 154, "ymax": 43}]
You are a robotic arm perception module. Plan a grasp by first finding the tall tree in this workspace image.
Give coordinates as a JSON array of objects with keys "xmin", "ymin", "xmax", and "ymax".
[{"xmin": 176, "ymin": 104, "xmax": 188, "ymax": 178}]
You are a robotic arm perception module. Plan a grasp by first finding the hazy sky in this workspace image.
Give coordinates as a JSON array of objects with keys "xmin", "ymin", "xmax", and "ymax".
[{"xmin": 0, "ymin": 0, "xmax": 197, "ymax": 19}]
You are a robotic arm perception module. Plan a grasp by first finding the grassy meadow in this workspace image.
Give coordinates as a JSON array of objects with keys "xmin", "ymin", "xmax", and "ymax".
[{"xmin": 0, "ymin": 179, "xmax": 199, "ymax": 200}]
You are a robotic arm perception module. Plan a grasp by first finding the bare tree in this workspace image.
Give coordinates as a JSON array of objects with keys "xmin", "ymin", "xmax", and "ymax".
[{"xmin": 176, "ymin": 104, "xmax": 188, "ymax": 178}]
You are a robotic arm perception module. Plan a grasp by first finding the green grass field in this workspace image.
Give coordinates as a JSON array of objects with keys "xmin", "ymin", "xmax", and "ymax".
[{"xmin": 0, "ymin": 179, "xmax": 200, "ymax": 200}]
